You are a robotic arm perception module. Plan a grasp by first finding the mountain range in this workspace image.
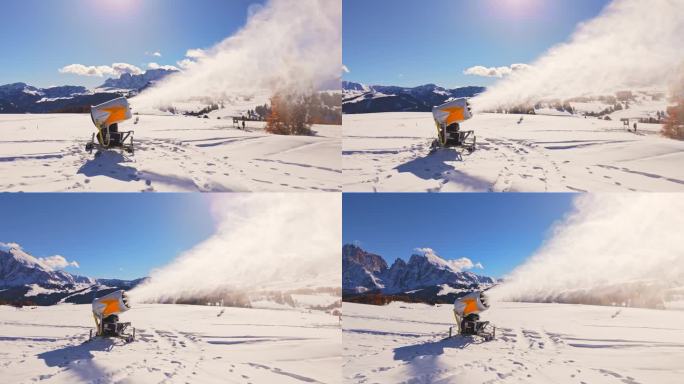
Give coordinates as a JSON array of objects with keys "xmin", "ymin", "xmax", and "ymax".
[
  {"xmin": 0, "ymin": 245, "xmax": 145, "ymax": 306},
  {"xmin": 0, "ymin": 68, "xmax": 177, "ymax": 114},
  {"xmin": 342, "ymin": 244, "xmax": 495, "ymax": 304},
  {"xmin": 342, "ymin": 81, "xmax": 485, "ymax": 114}
]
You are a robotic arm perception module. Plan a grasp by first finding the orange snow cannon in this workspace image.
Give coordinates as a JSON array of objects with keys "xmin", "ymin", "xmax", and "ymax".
[
  {"xmin": 90, "ymin": 290, "xmax": 135, "ymax": 343},
  {"xmin": 450, "ymin": 291, "xmax": 495, "ymax": 341},
  {"xmin": 86, "ymin": 97, "xmax": 135, "ymax": 155},
  {"xmin": 432, "ymin": 98, "xmax": 476, "ymax": 151}
]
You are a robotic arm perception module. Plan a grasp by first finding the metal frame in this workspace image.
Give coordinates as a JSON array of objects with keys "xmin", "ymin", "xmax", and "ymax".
[
  {"xmin": 85, "ymin": 128, "xmax": 135, "ymax": 155},
  {"xmin": 436, "ymin": 122, "xmax": 476, "ymax": 152},
  {"xmin": 448, "ymin": 321, "xmax": 496, "ymax": 341},
  {"xmin": 90, "ymin": 314, "xmax": 135, "ymax": 343}
]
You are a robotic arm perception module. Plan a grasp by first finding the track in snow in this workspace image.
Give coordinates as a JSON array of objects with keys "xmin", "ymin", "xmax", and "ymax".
[
  {"xmin": 343, "ymin": 302, "xmax": 684, "ymax": 384},
  {"xmin": 342, "ymin": 112, "xmax": 684, "ymax": 192}
]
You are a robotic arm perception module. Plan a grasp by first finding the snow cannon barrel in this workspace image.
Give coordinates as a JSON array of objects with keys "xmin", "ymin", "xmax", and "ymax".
[
  {"xmin": 90, "ymin": 97, "xmax": 132, "ymax": 130},
  {"xmin": 454, "ymin": 291, "xmax": 489, "ymax": 317},
  {"xmin": 92, "ymin": 290, "xmax": 131, "ymax": 318},
  {"xmin": 432, "ymin": 98, "xmax": 473, "ymax": 126}
]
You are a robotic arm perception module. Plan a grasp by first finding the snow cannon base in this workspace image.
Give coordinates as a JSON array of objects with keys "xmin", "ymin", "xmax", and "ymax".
[
  {"xmin": 89, "ymin": 315, "xmax": 136, "ymax": 343},
  {"xmin": 86, "ymin": 128, "xmax": 135, "ymax": 155},
  {"xmin": 433, "ymin": 123, "xmax": 476, "ymax": 152},
  {"xmin": 448, "ymin": 319, "xmax": 496, "ymax": 341}
]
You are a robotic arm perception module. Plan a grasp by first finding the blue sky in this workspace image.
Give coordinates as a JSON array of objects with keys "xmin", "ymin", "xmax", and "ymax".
[
  {"xmin": 343, "ymin": 0, "xmax": 612, "ymax": 88},
  {"xmin": 0, "ymin": 193, "xmax": 221, "ymax": 280},
  {"xmin": 0, "ymin": 0, "xmax": 265, "ymax": 88},
  {"xmin": 343, "ymin": 193, "xmax": 577, "ymax": 278}
]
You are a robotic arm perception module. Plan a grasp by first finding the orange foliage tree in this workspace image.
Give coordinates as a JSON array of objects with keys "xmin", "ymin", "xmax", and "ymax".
[
  {"xmin": 663, "ymin": 96, "xmax": 684, "ymax": 140},
  {"xmin": 266, "ymin": 92, "xmax": 313, "ymax": 135}
]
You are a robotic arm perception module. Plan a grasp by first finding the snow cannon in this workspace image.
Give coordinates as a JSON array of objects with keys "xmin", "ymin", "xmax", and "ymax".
[
  {"xmin": 86, "ymin": 97, "xmax": 135, "ymax": 154},
  {"xmin": 90, "ymin": 290, "xmax": 135, "ymax": 343},
  {"xmin": 450, "ymin": 291, "xmax": 495, "ymax": 341},
  {"xmin": 432, "ymin": 98, "xmax": 476, "ymax": 151}
]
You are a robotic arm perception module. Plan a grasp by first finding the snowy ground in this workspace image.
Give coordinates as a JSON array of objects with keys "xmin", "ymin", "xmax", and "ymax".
[
  {"xmin": 0, "ymin": 114, "xmax": 341, "ymax": 192},
  {"xmin": 342, "ymin": 112, "xmax": 684, "ymax": 192},
  {"xmin": 343, "ymin": 302, "xmax": 684, "ymax": 384},
  {"xmin": 0, "ymin": 304, "xmax": 341, "ymax": 384}
]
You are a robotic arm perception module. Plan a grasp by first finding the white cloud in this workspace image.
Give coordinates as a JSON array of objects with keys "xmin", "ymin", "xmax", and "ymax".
[
  {"xmin": 185, "ymin": 48, "xmax": 206, "ymax": 59},
  {"xmin": 59, "ymin": 62, "xmax": 143, "ymax": 77},
  {"xmin": 342, "ymin": 64, "xmax": 350, "ymax": 73},
  {"xmin": 413, "ymin": 247, "xmax": 482, "ymax": 272},
  {"xmin": 38, "ymin": 255, "xmax": 79, "ymax": 270},
  {"xmin": 0, "ymin": 242, "xmax": 21, "ymax": 251},
  {"xmin": 463, "ymin": 63, "xmax": 531, "ymax": 78},
  {"xmin": 111, "ymin": 62, "xmax": 144, "ymax": 75},
  {"xmin": 153, "ymin": 51, "xmax": 162, "ymax": 57},
  {"xmin": 175, "ymin": 58, "xmax": 196, "ymax": 70},
  {"xmin": 148, "ymin": 62, "xmax": 180, "ymax": 71}
]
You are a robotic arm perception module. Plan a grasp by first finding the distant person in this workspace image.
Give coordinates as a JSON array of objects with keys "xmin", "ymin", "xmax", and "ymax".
[
  {"xmin": 242, "ymin": 116, "xmax": 246, "ymax": 130},
  {"xmin": 633, "ymin": 122, "xmax": 637, "ymax": 132}
]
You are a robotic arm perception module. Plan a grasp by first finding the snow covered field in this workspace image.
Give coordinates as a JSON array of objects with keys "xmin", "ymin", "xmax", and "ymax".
[
  {"xmin": 0, "ymin": 303, "xmax": 341, "ymax": 384},
  {"xmin": 342, "ymin": 112, "xmax": 684, "ymax": 192},
  {"xmin": 0, "ymin": 114, "xmax": 341, "ymax": 192},
  {"xmin": 343, "ymin": 302, "xmax": 684, "ymax": 384}
]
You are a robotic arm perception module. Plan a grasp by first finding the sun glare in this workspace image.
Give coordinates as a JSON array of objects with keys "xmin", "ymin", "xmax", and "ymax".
[
  {"xmin": 488, "ymin": 0, "xmax": 545, "ymax": 19},
  {"xmin": 93, "ymin": 0, "xmax": 140, "ymax": 14}
]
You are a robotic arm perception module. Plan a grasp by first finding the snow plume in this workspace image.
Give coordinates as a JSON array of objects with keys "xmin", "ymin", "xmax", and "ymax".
[
  {"xmin": 129, "ymin": 193, "xmax": 341, "ymax": 304},
  {"xmin": 133, "ymin": 0, "xmax": 341, "ymax": 112},
  {"xmin": 492, "ymin": 194, "xmax": 684, "ymax": 309},
  {"xmin": 472, "ymin": 0, "xmax": 684, "ymax": 112},
  {"xmin": 413, "ymin": 248, "xmax": 483, "ymax": 272}
]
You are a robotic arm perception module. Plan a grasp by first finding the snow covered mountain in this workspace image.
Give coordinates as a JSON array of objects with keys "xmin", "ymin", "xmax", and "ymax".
[
  {"xmin": 342, "ymin": 81, "xmax": 485, "ymax": 114},
  {"xmin": 0, "ymin": 247, "xmax": 93, "ymax": 288},
  {"xmin": 342, "ymin": 244, "xmax": 495, "ymax": 302},
  {"xmin": 0, "ymin": 69, "xmax": 177, "ymax": 114},
  {"xmin": 97, "ymin": 68, "xmax": 178, "ymax": 92},
  {"xmin": 0, "ymin": 244, "xmax": 144, "ymax": 306},
  {"xmin": 0, "ymin": 82, "xmax": 122, "ymax": 113}
]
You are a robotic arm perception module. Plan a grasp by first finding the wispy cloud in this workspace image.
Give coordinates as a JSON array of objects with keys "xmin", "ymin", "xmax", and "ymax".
[
  {"xmin": 59, "ymin": 62, "xmax": 143, "ymax": 77},
  {"xmin": 463, "ymin": 63, "xmax": 531, "ymax": 78},
  {"xmin": 38, "ymin": 255, "xmax": 79, "ymax": 269},
  {"xmin": 148, "ymin": 62, "xmax": 180, "ymax": 71}
]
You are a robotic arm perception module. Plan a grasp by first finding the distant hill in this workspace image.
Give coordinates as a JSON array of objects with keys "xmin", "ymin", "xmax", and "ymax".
[
  {"xmin": 0, "ymin": 68, "xmax": 178, "ymax": 114},
  {"xmin": 342, "ymin": 81, "xmax": 485, "ymax": 114}
]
